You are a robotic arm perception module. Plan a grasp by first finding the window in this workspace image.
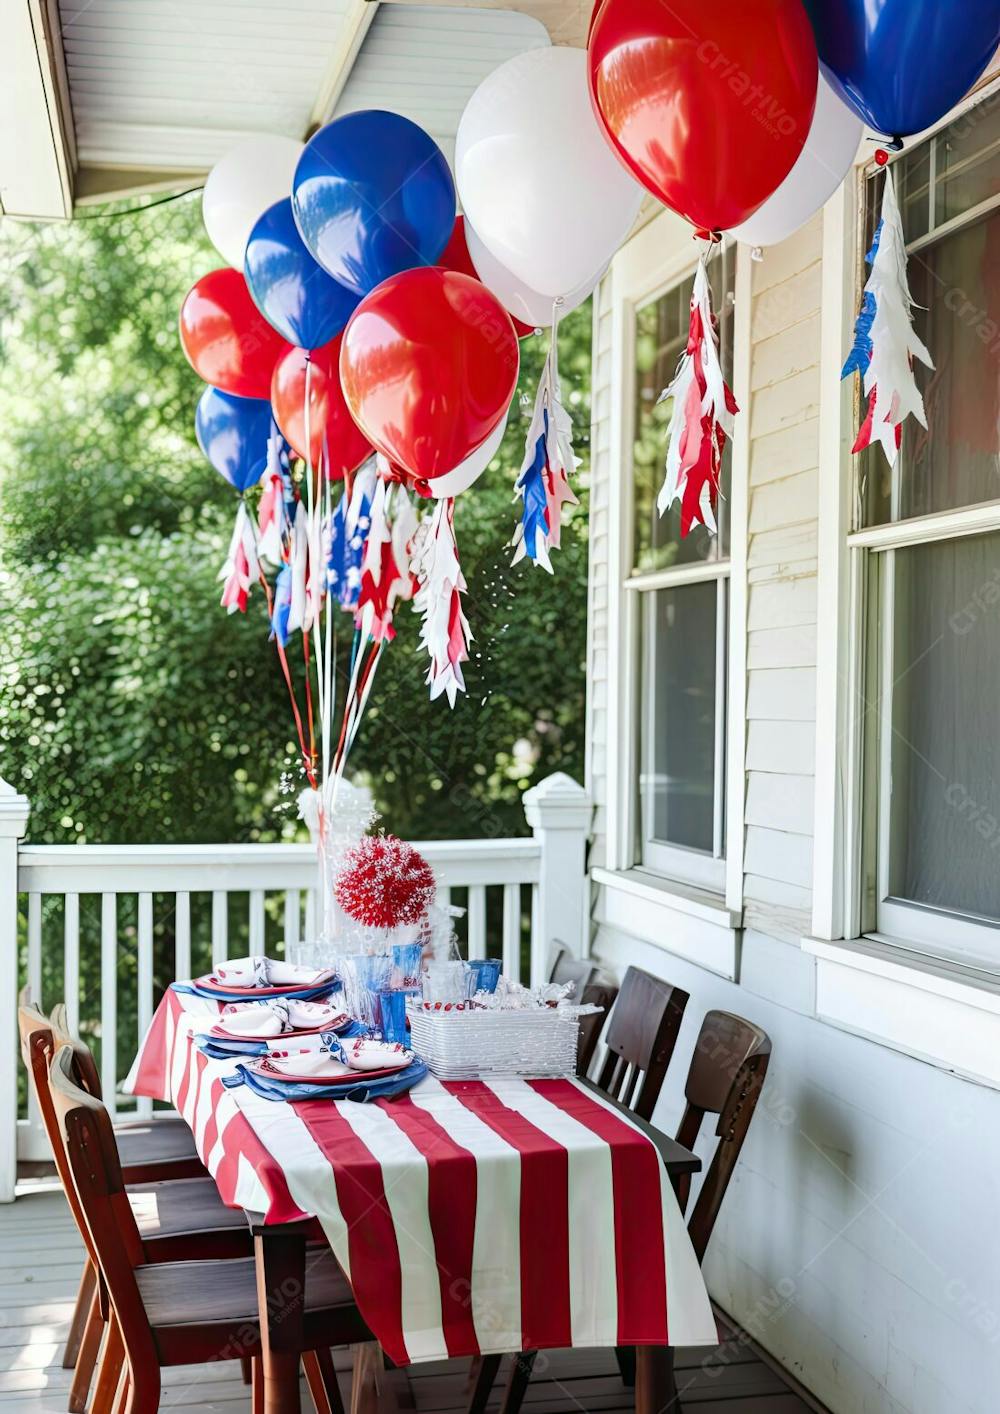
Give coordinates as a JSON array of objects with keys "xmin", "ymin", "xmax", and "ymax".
[
  {"xmin": 855, "ymin": 97, "xmax": 1000, "ymax": 970},
  {"xmin": 628, "ymin": 243, "xmax": 734, "ymax": 891}
]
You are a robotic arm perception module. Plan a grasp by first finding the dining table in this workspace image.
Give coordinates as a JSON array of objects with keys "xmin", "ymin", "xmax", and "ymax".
[{"xmin": 125, "ymin": 983, "xmax": 718, "ymax": 1414}]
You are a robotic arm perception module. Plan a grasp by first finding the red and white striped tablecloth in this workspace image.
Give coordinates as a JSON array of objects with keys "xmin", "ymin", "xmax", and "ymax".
[{"xmin": 125, "ymin": 986, "xmax": 717, "ymax": 1365}]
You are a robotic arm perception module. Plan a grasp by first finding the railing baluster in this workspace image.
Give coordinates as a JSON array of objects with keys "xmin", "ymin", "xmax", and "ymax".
[
  {"xmin": 284, "ymin": 889, "xmax": 301, "ymax": 952},
  {"xmin": 304, "ymin": 889, "xmax": 316, "ymax": 947},
  {"xmin": 502, "ymin": 882, "xmax": 521, "ymax": 984},
  {"xmin": 27, "ymin": 893, "xmax": 42, "ymax": 1007},
  {"xmin": 63, "ymin": 893, "xmax": 80, "ymax": 1035},
  {"xmin": 101, "ymin": 894, "xmax": 118, "ymax": 1117},
  {"xmin": 211, "ymin": 891, "xmax": 228, "ymax": 967},
  {"xmin": 137, "ymin": 893, "xmax": 154, "ymax": 1119},
  {"xmin": 436, "ymin": 885, "xmax": 452, "ymax": 914},
  {"xmin": 249, "ymin": 889, "xmax": 265, "ymax": 953},
  {"xmin": 174, "ymin": 891, "xmax": 191, "ymax": 982},
  {"xmin": 467, "ymin": 885, "xmax": 486, "ymax": 960}
]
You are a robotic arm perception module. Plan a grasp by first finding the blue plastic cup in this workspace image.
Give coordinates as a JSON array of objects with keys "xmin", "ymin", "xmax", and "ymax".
[
  {"xmin": 392, "ymin": 940, "xmax": 423, "ymax": 989},
  {"xmin": 468, "ymin": 957, "xmax": 502, "ymax": 994},
  {"xmin": 377, "ymin": 989, "xmax": 409, "ymax": 1046}
]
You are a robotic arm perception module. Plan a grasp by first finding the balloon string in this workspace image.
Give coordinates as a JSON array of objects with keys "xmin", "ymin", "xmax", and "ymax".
[
  {"xmin": 302, "ymin": 630, "xmax": 317, "ymax": 772},
  {"xmin": 258, "ymin": 569, "xmax": 317, "ymax": 791}
]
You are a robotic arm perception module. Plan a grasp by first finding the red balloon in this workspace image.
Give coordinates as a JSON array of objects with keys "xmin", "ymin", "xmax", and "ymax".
[
  {"xmin": 271, "ymin": 337, "xmax": 373, "ymax": 479},
  {"xmin": 179, "ymin": 268, "xmax": 289, "ymax": 399},
  {"xmin": 438, "ymin": 217, "xmax": 534, "ymax": 340},
  {"xmin": 340, "ymin": 268, "xmax": 519, "ymax": 482},
  {"xmin": 588, "ymin": 0, "xmax": 818, "ymax": 233}
]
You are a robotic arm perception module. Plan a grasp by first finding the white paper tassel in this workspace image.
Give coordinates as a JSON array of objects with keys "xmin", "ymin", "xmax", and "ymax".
[
  {"xmin": 413, "ymin": 498, "xmax": 472, "ymax": 708},
  {"xmin": 287, "ymin": 501, "xmax": 309, "ymax": 634}
]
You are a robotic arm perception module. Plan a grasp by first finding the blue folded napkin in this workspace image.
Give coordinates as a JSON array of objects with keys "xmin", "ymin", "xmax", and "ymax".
[
  {"xmin": 173, "ymin": 979, "xmax": 342, "ymax": 1003},
  {"xmin": 221, "ymin": 1057, "xmax": 428, "ymax": 1103},
  {"xmin": 196, "ymin": 1018, "xmax": 367, "ymax": 1060}
]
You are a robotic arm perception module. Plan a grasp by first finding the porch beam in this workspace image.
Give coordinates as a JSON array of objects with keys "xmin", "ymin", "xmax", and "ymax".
[
  {"xmin": 0, "ymin": 0, "xmax": 75, "ymax": 220},
  {"xmin": 376, "ymin": 0, "xmax": 590, "ymax": 47}
]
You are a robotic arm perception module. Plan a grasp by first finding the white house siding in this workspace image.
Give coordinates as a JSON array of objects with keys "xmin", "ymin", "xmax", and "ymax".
[{"xmin": 584, "ymin": 208, "xmax": 1000, "ymax": 1413}]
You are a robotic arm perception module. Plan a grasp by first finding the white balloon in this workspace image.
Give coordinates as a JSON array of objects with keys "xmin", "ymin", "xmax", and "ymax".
[
  {"xmin": 202, "ymin": 135, "xmax": 304, "ymax": 268},
  {"xmin": 456, "ymin": 47, "xmax": 643, "ymax": 300},
  {"xmin": 465, "ymin": 223, "xmax": 600, "ymax": 329},
  {"xmin": 424, "ymin": 413, "xmax": 509, "ymax": 499},
  {"xmin": 728, "ymin": 74, "xmax": 863, "ymax": 249}
]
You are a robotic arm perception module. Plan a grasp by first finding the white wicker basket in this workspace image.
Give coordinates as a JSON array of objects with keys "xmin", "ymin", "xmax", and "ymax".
[{"xmin": 406, "ymin": 1004, "xmax": 580, "ymax": 1079}]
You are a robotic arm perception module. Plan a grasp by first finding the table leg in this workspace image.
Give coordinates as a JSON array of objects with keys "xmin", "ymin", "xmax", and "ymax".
[
  {"xmin": 254, "ymin": 1229, "xmax": 307, "ymax": 1414},
  {"xmin": 635, "ymin": 1346, "xmax": 678, "ymax": 1414},
  {"xmin": 350, "ymin": 1342, "xmax": 382, "ymax": 1414}
]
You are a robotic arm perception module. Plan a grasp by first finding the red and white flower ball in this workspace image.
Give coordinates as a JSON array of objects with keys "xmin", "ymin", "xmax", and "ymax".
[{"xmin": 334, "ymin": 835, "xmax": 437, "ymax": 931}]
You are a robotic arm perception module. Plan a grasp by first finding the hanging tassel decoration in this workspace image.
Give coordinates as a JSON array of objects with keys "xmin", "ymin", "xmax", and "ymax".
[
  {"xmin": 842, "ymin": 166, "xmax": 933, "ymax": 466},
  {"xmin": 328, "ymin": 458, "xmax": 376, "ymax": 612},
  {"xmin": 218, "ymin": 501, "xmax": 259, "ymax": 614},
  {"xmin": 657, "ymin": 255, "xmax": 738, "ymax": 538},
  {"xmin": 511, "ymin": 310, "xmax": 579, "ymax": 573},
  {"xmin": 413, "ymin": 498, "xmax": 472, "ymax": 707},
  {"xmin": 356, "ymin": 479, "xmax": 418, "ymax": 644},
  {"xmin": 256, "ymin": 426, "xmax": 291, "ymax": 565}
]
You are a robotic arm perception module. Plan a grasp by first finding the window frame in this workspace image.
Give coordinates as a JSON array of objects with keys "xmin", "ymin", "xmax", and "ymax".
[
  {"xmin": 816, "ymin": 76, "xmax": 1000, "ymax": 971},
  {"xmin": 603, "ymin": 209, "xmax": 750, "ymax": 913}
]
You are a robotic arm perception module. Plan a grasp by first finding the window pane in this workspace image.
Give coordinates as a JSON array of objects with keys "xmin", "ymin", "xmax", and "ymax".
[
  {"xmin": 887, "ymin": 532, "xmax": 1000, "ymax": 924},
  {"xmin": 860, "ymin": 102, "xmax": 1000, "ymax": 527},
  {"xmin": 633, "ymin": 245, "xmax": 734, "ymax": 572},
  {"xmin": 640, "ymin": 581, "xmax": 719, "ymax": 855}
]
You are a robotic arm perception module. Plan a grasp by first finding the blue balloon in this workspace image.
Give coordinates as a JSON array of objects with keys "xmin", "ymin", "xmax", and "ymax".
[
  {"xmin": 802, "ymin": 0, "xmax": 1000, "ymax": 138},
  {"xmin": 292, "ymin": 110, "xmax": 455, "ymax": 298},
  {"xmin": 195, "ymin": 387, "xmax": 273, "ymax": 493},
  {"xmin": 244, "ymin": 198, "xmax": 359, "ymax": 350}
]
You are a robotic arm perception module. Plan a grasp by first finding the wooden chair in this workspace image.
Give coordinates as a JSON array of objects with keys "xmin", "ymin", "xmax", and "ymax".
[
  {"xmin": 592, "ymin": 966, "xmax": 690, "ymax": 1120},
  {"xmin": 468, "ymin": 967, "xmax": 690, "ymax": 1414},
  {"xmin": 48, "ymin": 1043, "xmax": 371, "ymax": 1414},
  {"xmin": 18, "ymin": 1004, "xmax": 250, "ymax": 1413},
  {"xmin": 48, "ymin": 1001, "xmax": 206, "ymax": 1183},
  {"xmin": 548, "ymin": 942, "xmax": 598, "ymax": 998},
  {"xmin": 575, "ymin": 980, "xmax": 618, "ymax": 1078}
]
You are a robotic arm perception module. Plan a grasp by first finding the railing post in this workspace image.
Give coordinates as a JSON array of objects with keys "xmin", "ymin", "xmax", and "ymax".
[
  {"xmin": 0, "ymin": 776, "xmax": 30, "ymax": 1202},
  {"xmin": 522, "ymin": 772, "xmax": 592, "ymax": 988}
]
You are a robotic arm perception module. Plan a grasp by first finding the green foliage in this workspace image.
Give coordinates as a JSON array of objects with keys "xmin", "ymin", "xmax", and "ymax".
[{"xmin": 0, "ymin": 193, "xmax": 591, "ymax": 847}]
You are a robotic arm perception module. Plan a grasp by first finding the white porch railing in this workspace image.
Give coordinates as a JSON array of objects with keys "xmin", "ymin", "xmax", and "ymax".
[{"xmin": 0, "ymin": 771, "xmax": 591, "ymax": 1201}]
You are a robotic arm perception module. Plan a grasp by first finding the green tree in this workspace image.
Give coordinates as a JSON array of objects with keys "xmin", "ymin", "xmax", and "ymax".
[{"xmin": 0, "ymin": 193, "xmax": 591, "ymax": 847}]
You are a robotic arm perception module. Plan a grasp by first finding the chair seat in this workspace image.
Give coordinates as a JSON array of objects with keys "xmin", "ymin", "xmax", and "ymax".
[
  {"xmin": 136, "ymin": 1249, "xmax": 372, "ymax": 1365},
  {"xmin": 128, "ymin": 1177, "xmax": 247, "ymax": 1239},
  {"xmin": 115, "ymin": 1118, "xmax": 206, "ymax": 1182}
]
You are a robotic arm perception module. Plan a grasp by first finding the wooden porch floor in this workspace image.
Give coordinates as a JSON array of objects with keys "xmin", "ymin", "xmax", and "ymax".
[{"xmin": 1, "ymin": 1188, "xmax": 825, "ymax": 1414}]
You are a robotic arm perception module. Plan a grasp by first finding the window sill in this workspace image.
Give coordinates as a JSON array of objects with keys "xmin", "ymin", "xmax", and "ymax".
[
  {"xmin": 591, "ymin": 867, "xmax": 741, "ymax": 980},
  {"xmin": 803, "ymin": 934, "xmax": 1000, "ymax": 1089}
]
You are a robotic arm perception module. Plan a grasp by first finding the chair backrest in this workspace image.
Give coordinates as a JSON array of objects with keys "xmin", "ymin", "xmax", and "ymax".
[
  {"xmin": 575, "ymin": 980, "xmax": 618, "ymax": 1078},
  {"xmin": 549, "ymin": 942, "xmax": 598, "ymax": 1001},
  {"xmin": 594, "ymin": 966, "xmax": 689, "ymax": 1120},
  {"xmin": 48, "ymin": 1045, "xmax": 159, "ymax": 1370},
  {"xmin": 16, "ymin": 1004, "xmax": 100, "ymax": 1268},
  {"xmin": 48, "ymin": 1003, "xmax": 104, "ymax": 1099},
  {"xmin": 675, "ymin": 1009, "xmax": 772, "ymax": 1263}
]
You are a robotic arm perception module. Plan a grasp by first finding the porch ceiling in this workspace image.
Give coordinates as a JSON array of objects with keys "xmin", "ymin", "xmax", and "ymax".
[{"xmin": 2, "ymin": 0, "xmax": 565, "ymax": 221}]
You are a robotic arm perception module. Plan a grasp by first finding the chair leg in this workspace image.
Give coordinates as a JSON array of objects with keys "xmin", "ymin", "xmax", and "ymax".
[
  {"xmin": 614, "ymin": 1345, "xmax": 637, "ymax": 1387},
  {"xmin": 63, "ymin": 1259, "xmax": 97, "ymax": 1369},
  {"xmin": 242, "ymin": 1354, "xmax": 254, "ymax": 1385},
  {"xmin": 252, "ymin": 1356, "xmax": 265, "ymax": 1414},
  {"xmin": 304, "ymin": 1349, "xmax": 346, "ymax": 1414},
  {"xmin": 91, "ymin": 1317, "xmax": 125, "ymax": 1414},
  {"xmin": 467, "ymin": 1352, "xmax": 502, "ymax": 1414},
  {"xmin": 68, "ymin": 1288, "xmax": 104, "ymax": 1414},
  {"xmin": 499, "ymin": 1351, "xmax": 537, "ymax": 1414}
]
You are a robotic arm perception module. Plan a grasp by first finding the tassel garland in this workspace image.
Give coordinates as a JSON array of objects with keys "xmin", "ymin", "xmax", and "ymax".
[
  {"xmin": 219, "ymin": 501, "xmax": 259, "ymax": 614},
  {"xmin": 657, "ymin": 256, "xmax": 738, "ymax": 538},
  {"xmin": 842, "ymin": 166, "xmax": 933, "ymax": 466},
  {"xmin": 413, "ymin": 497, "xmax": 472, "ymax": 708},
  {"xmin": 511, "ymin": 322, "xmax": 579, "ymax": 573}
]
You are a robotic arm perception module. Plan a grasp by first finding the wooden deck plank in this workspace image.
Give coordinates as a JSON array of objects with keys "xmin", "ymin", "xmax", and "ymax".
[{"xmin": 0, "ymin": 1189, "xmax": 823, "ymax": 1414}]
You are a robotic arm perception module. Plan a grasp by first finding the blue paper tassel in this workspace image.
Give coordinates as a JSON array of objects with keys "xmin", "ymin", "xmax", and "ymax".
[{"xmin": 842, "ymin": 220, "xmax": 884, "ymax": 381}]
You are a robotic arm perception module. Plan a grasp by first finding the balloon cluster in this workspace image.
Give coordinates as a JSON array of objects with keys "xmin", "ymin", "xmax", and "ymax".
[{"xmin": 179, "ymin": 0, "xmax": 999, "ymax": 817}]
